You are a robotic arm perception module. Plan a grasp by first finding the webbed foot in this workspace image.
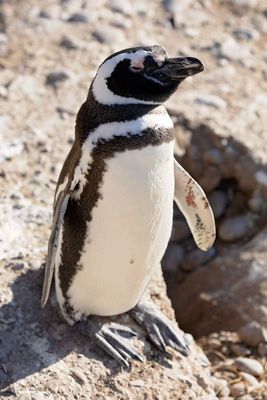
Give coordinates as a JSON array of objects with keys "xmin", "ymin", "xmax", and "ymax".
[{"xmin": 130, "ymin": 303, "xmax": 189, "ymax": 356}]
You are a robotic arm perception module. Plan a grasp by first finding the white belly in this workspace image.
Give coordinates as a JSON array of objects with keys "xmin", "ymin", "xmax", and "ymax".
[{"xmin": 66, "ymin": 141, "xmax": 175, "ymax": 317}]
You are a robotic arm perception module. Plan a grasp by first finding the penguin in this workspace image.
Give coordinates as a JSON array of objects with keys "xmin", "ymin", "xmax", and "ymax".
[{"xmin": 41, "ymin": 45, "xmax": 216, "ymax": 367}]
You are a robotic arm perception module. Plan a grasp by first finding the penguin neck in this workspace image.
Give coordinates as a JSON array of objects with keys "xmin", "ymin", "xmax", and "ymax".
[{"xmin": 75, "ymin": 87, "xmax": 165, "ymax": 143}]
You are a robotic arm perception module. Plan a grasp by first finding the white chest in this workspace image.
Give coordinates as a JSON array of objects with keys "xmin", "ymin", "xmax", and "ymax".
[{"xmin": 65, "ymin": 140, "xmax": 175, "ymax": 318}]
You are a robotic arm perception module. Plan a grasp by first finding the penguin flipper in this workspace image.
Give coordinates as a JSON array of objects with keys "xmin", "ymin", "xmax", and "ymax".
[
  {"xmin": 41, "ymin": 188, "xmax": 71, "ymax": 308},
  {"xmin": 173, "ymin": 158, "xmax": 216, "ymax": 251},
  {"xmin": 41, "ymin": 141, "xmax": 82, "ymax": 308}
]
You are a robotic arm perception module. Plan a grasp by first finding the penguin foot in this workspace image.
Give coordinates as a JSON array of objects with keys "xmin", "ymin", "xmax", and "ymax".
[
  {"xmin": 78, "ymin": 320, "xmax": 143, "ymax": 368},
  {"xmin": 130, "ymin": 303, "xmax": 190, "ymax": 356}
]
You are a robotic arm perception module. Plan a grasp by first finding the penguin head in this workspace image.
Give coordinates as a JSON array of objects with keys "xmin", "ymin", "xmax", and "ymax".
[{"xmin": 92, "ymin": 45, "xmax": 204, "ymax": 106}]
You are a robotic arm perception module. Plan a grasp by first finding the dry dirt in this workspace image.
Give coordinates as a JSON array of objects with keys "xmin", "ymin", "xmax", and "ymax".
[{"xmin": 1, "ymin": 0, "xmax": 267, "ymax": 399}]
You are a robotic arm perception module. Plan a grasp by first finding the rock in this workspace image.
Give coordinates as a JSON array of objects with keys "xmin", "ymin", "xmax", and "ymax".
[
  {"xmin": 30, "ymin": 394, "xmax": 47, "ymax": 400},
  {"xmin": 255, "ymin": 170, "xmax": 267, "ymax": 188},
  {"xmin": 0, "ymin": 138, "xmax": 24, "ymax": 162},
  {"xmin": 92, "ymin": 27, "xmax": 122, "ymax": 45},
  {"xmin": 238, "ymin": 321, "xmax": 267, "ymax": 347},
  {"xmin": 109, "ymin": 0, "xmax": 134, "ymax": 15},
  {"xmin": 162, "ymin": 243, "xmax": 184, "ymax": 273},
  {"xmin": 230, "ymin": 0, "xmax": 260, "ymax": 7},
  {"xmin": 163, "ymin": 0, "xmax": 193, "ymax": 27},
  {"xmin": 45, "ymin": 71, "xmax": 69, "ymax": 87},
  {"xmin": 181, "ymin": 247, "xmax": 216, "ymax": 272},
  {"xmin": 238, "ymin": 396, "xmax": 254, "ymax": 400},
  {"xmin": 194, "ymin": 93, "xmax": 227, "ymax": 109},
  {"xmin": 233, "ymin": 28, "xmax": 259, "ymax": 41},
  {"xmin": 257, "ymin": 342, "xmax": 267, "ymax": 357},
  {"xmin": 204, "ymin": 149, "xmax": 223, "ymax": 166},
  {"xmin": 198, "ymin": 166, "xmax": 221, "ymax": 193},
  {"xmin": 70, "ymin": 368, "xmax": 87, "ymax": 385},
  {"xmin": 170, "ymin": 219, "xmax": 191, "ymax": 242},
  {"xmin": 39, "ymin": 10, "xmax": 50, "ymax": 19},
  {"xmin": 184, "ymin": 27, "xmax": 199, "ymax": 38},
  {"xmin": 248, "ymin": 196, "xmax": 265, "ymax": 213},
  {"xmin": 67, "ymin": 13, "xmax": 88, "ymax": 23},
  {"xmin": 240, "ymin": 372, "xmax": 259, "ymax": 386},
  {"xmin": 219, "ymin": 38, "xmax": 252, "ymax": 62},
  {"xmin": 218, "ymin": 215, "xmax": 253, "ymax": 242},
  {"xmin": 218, "ymin": 385, "xmax": 230, "ymax": 397},
  {"xmin": 59, "ymin": 36, "xmax": 78, "ymax": 50},
  {"xmin": 230, "ymin": 382, "xmax": 246, "ymax": 397},
  {"xmin": 130, "ymin": 379, "xmax": 145, "ymax": 387},
  {"xmin": 212, "ymin": 377, "xmax": 228, "ymax": 395},
  {"xmin": 0, "ymin": 32, "xmax": 8, "ymax": 56},
  {"xmin": 208, "ymin": 191, "xmax": 227, "ymax": 219},
  {"xmin": 231, "ymin": 343, "xmax": 251, "ymax": 357},
  {"xmin": 0, "ymin": 10, "xmax": 6, "ymax": 33},
  {"xmin": 235, "ymin": 357, "xmax": 264, "ymax": 377}
]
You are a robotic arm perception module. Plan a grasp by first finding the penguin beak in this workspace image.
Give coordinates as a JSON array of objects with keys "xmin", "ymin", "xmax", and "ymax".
[
  {"xmin": 161, "ymin": 57, "xmax": 205, "ymax": 79},
  {"xmin": 149, "ymin": 57, "xmax": 204, "ymax": 83}
]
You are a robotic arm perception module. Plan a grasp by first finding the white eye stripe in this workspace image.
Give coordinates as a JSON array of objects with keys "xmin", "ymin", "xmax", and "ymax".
[{"xmin": 93, "ymin": 50, "xmax": 161, "ymax": 105}]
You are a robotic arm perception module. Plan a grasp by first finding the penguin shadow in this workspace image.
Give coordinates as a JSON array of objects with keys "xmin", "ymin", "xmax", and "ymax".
[
  {"xmin": 0, "ymin": 267, "xmax": 119, "ymax": 393},
  {"xmin": 0, "ymin": 267, "xmax": 174, "ymax": 393}
]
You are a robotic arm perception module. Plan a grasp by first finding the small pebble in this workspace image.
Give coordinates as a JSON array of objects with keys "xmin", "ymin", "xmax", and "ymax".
[
  {"xmin": 238, "ymin": 321, "xmax": 267, "ymax": 347},
  {"xmin": 39, "ymin": 10, "xmax": 50, "ymax": 19},
  {"xmin": 170, "ymin": 219, "xmax": 191, "ymax": 242},
  {"xmin": 208, "ymin": 338, "xmax": 222, "ymax": 349},
  {"xmin": 203, "ymin": 149, "xmax": 223, "ymax": 165},
  {"xmin": 45, "ymin": 71, "xmax": 69, "ymax": 87},
  {"xmin": 219, "ymin": 38, "xmax": 252, "ymax": 62},
  {"xmin": 230, "ymin": 0, "xmax": 259, "ymax": 7},
  {"xmin": 248, "ymin": 196, "xmax": 265, "ymax": 213},
  {"xmin": 240, "ymin": 372, "xmax": 259, "ymax": 387},
  {"xmin": 92, "ymin": 27, "xmax": 120, "ymax": 45},
  {"xmin": 218, "ymin": 386, "xmax": 230, "ymax": 397},
  {"xmin": 231, "ymin": 343, "xmax": 251, "ymax": 357},
  {"xmin": 238, "ymin": 396, "xmax": 253, "ymax": 400},
  {"xmin": 208, "ymin": 191, "xmax": 227, "ymax": 219},
  {"xmin": 230, "ymin": 382, "xmax": 246, "ymax": 397},
  {"xmin": 198, "ymin": 166, "xmax": 221, "ymax": 193},
  {"xmin": 194, "ymin": 93, "xmax": 227, "ymax": 109},
  {"xmin": 109, "ymin": 0, "xmax": 134, "ymax": 15},
  {"xmin": 67, "ymin": 13, "xmax": 88, "ymax": 23},
  {"xmin": 233, "ymin": 28, "xmax": 258, "ymax": 41},
  {"xmin": 130, "ymin": 379, "xmax": 145, "ymax": 387},
  {"xmin": 181, "ymin": 247, "xmax": 216, "ymax": 272},
  {"xmin": 213, "ymin": 377, "xmax": 228, "ymax": 395},
  {"xmin": 70, "ymin": 368, "xmax": 86, "ymax": 385},
  {"xmin": 10, "ymin": 262, "xmax": 24, "ymax": 271},
  {"xmin": 235, "ymin": 357, "xmax": 264, "ymax": 377},
  {"xmin": 0, "ymin": 33, "xmax": 8, "ymax": 57},
  {"xmin": 31, "ymin": 394, "xmax": 46, "ymax": 400},
  {"xmin": 219, "ymin": 215, "xmax": 252, "ymax": 242},
  {"xmin": 60, "ymin": 36, "xmax": 78, "ymax": 50}
]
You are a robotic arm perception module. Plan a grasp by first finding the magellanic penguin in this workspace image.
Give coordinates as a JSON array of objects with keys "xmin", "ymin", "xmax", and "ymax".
[{"xmin": 42, "ymin": 45, "xmax": 216, "ymax": 367}]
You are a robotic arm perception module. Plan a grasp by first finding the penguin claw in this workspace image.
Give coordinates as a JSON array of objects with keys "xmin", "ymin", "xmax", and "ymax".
[
  {"xmin": 130, "ymin": 303, "xmax": 190, "ymax": 357},
  {"xmin": 107, "ymin": 323, "xmax": 138, "ymax": 338},
  {"xmin": 79, "ymin": 320, "xmax": 143, "ymax": 367}
]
